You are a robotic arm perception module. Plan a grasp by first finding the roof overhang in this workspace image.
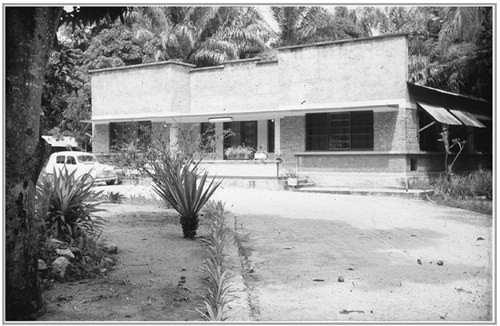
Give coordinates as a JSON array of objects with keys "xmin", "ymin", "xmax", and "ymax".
[
  {"xmin": 86, "ymin": 99, "xmax": 406, "ymax": 124},
  {"xmin": 417, "ymin": 102, "xmax": 486, "ymax": 128}
]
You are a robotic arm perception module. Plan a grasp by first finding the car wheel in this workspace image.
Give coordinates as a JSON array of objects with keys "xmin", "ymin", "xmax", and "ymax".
[{"xmin": 106, "ymin": 180, "xmax": 116, "ymax": 186}]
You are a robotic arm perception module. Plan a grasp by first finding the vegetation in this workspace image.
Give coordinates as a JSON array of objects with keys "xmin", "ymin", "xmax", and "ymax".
[
  {"xmin": 36, "ymin": 169, "xmax": 105, "ymax": 243},
  {"xmin": 114, "ymin": 125, "xmax": 223, "ymax": 238},
  {"xmin": 432, "ymin": 171, "xmax": 492, "ymax": 200},
  {"xmin": 104, "ymin": 191, "xmax": 126, "ymax": 204},
  {"xmin": 197, "ymin": 201, "xmax": 234, "ymax": 321}
]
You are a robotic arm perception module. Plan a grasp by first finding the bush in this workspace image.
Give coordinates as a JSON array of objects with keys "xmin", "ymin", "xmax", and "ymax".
[
  {"xmin": 36, "ymin": 167, "xmax": 105, "ymax": 243},
  {"xmin": 152, "ymin": 156, "xmax": 222, "ymax": 238}
]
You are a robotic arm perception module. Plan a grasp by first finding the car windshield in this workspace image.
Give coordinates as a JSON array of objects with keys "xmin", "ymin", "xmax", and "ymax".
[{"xmin": 77, "ymin": 155, "xmax": 98, "ymax": 163}]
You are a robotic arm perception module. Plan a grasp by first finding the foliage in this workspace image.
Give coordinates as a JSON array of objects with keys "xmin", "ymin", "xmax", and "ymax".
[
  {"xmin": 431, "ymin": 171, "xmax": 492, "ymax": 200},
  {"xmin": 224, "ymin": 145, "xmax": 254, "ymax": 159},
  {"xmin": 125, "ymin": 6, "xmax": 273, "ymax": 66},
  {"xmin": 113, "ymin": 124, "xmax": 223, "ymax": 238},
  {"xmin": 196, "ymin": 201, "xmax": 234, "ymax": 321},
  {"xmin": 271, "ymin": 6, "xmax": 364, "ymax": 46},
  {"xmin": 152, "ymin": 156, "xmax": 222, "ymax": 238},
  {"xmin": 38, "ymin": 167, "xmax": 105, "ymax": 242},
  {"xmin": 104, "ymin": 191, "xmax": 125, "ymax": 204}
]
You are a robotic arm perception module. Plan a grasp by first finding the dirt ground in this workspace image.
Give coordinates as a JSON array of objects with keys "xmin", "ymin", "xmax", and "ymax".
[
  {"xmin": 38, "ymin": 185, "xmax": 493, "ymax": 322},
  {"xmin": 37, "ymin": 203, "xmax": 208, "ymax": 321},
  {"xmin": 211, "ymin": 187, "xmax": 493, "ymax": 322}
]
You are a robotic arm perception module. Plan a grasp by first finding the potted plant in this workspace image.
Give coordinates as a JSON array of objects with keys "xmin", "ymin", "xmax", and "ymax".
[
  {"xmin": 224, "ymin": 145, "xmax": 254, "ymax": 160},
  {"xmin": 285, "ymin": 169, "xmax": 298, "ymax": 186}
]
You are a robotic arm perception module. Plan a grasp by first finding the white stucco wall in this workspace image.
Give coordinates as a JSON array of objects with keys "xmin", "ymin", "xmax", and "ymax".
[
  {"xmin": 90, "ymin": 34, "xmax": 409, "ymax": 119},
  {"xmin": 278, "ymin": 36, "xmax": 409, "ymax": 107},
  {"xmin": 189, "ymin": 60, "xmax": 279, "ymax": 114}
]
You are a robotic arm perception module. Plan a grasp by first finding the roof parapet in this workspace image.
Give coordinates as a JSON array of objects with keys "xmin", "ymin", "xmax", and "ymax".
[
  {"xmin": 89, "ymin": 60, "xmax": 195, "ymax": 74},
  {"xmin": 276, "ymin": 33, "xmax": 408, "ymax": 52}
]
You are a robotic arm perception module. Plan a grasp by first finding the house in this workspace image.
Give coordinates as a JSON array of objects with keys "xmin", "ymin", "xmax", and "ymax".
[{"xmin": 88, "ymin": 34, "xmax": 492, "ymax": 189}]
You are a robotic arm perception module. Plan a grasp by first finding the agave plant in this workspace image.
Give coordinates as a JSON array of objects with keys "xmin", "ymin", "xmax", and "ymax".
[
  {"xmin": 196, "ymin": 200, "xmax": 234, "ymax": 321},
  {"xmin": 152, "ymin": 157, "xmax": 222, "ymax": 238},
  {"xmin": 46, "ymin": 167, "xmax": 106, "ymax": 241},
  {"xmin": 104, "ymin": 191, "xmax": 126, "ymax": 204}
]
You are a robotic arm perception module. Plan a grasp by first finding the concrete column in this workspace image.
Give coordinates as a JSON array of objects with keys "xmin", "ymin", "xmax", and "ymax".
[
  {"xmin": 257, "ymin": 120, "xmax": 268, "ymax": 152},
  {"xmin": 275, "ymin": 117, "xmax": 281, "ymax": 155},
  {"xmin": 215, "ymin": 122, "xmax": 224, "ymax": 160},
  {"xmin": 169, "ymin": 124, "xmax": 178, "ymax": 150}
]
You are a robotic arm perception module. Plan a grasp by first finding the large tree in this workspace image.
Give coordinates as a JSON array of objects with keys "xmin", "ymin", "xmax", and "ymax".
[{"xmin": 5, "ymin": 7, "xmax": 126, "ymax": 320}]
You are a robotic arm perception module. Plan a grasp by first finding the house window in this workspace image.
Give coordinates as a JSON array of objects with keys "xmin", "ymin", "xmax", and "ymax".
[
  {"xmin": 306, "ymin": 111, "xmax": 373, "ymax": 151},
  {"xmin": 110, "ymin": 121, "xmax": 151, "ymax": 151},
  {"xmin": 200, "ymin": 122, "xmax": 215, "ymax": 152},
  {"xmin": 268, "ymin": 119, "xmax": 275, "ymax": 153},
  {"xmin": 223, "ymin": 121, "xmax": 257, "ymax": 157}
]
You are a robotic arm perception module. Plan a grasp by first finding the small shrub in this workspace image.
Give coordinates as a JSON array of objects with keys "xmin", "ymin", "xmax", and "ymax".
[
  {"xmin": 152, "ymin": 157, "xmax": 222, "ymax": 238},
  {"xmin": 104, "ymin": 191, "xmax": 125, "ymax": 204},
  {"xmin": 39, "ymin": 167, "xmax": 105, "ymax": 242}
]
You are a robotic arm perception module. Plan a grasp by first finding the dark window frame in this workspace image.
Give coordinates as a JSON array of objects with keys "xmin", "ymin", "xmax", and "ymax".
[
  {"xmin": 223, "ymin": 121, "xmax": 258, "ymax": 158},
  {"xmin": 306, "ymin": 111, "xmax": 374, "ymax": 151}
]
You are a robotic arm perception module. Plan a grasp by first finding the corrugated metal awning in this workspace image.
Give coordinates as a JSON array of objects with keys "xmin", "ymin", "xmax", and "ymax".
[
  {"xmin": 449, "ymin": 110, "xmax": 486, "ymax": 128},
  {"xmin": 417, "ymin": 102, "xmax": 462, "ymax": 125}
]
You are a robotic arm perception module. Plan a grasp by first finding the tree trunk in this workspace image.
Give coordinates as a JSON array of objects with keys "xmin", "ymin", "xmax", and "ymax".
[{"xmin": 5, "ymin": 7, "xmax": 62, "ymax": 320}]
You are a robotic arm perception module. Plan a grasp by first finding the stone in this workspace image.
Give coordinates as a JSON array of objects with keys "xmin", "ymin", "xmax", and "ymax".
[
  {"xmin": 338, "ymin": 276, "xmax": 345, "ymax": 282},
  {"xmin": 52, "ymin": 257, "xmax": 70, "ymax": 278},
  {"xmin": 45, "ymin": 238, "xmax": 64, "ymax": 249},
  {"xmin": 56, "ymin": 248, "xmax": 75, "ymax": 260},
  {"xmin": 38, "ymin": 259, "xmax": 48, "ymax": 271},
  {"xmin": 103, "ymin": 244, "xmax": 118, "ymax": 254}
]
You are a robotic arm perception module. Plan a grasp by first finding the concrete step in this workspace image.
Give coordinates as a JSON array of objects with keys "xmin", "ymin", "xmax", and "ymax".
[{"xmin": 295, "ymin": 186, "xmax": 433, "ymax": 198}]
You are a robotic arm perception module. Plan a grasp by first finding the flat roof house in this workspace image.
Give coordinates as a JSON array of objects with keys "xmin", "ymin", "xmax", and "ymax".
[{"xmin": 89, "ymin": 34, "xmax": 492, "ymax": 189}]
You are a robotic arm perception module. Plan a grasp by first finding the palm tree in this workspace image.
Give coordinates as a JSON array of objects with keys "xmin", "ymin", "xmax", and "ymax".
[
  {"xmin": 128, "ymin": 6, "xmax": 274, "ymax": 66},
  {"xmin": 271, "ymin": 6, "xmax": 363, "ymax": 47},
  {"xmin": 418, "ymin": 7, "xmax": 492, "ymax": 100}
]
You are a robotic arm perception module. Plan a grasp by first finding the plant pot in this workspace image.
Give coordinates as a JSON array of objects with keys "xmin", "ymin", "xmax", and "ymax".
[{"xmin": 287, "ymin": 177, "xmax": 298, "ymax": 186}]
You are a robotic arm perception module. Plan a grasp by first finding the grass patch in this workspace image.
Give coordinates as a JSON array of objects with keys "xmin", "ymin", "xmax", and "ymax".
[
  {"xmin": 125, "ymin": 193, "xmax": 170, "ymax": 208},
  {"xmin": 428, "ymin": 194, "xmax": 492, "ymax": 215},
  {"xmin": 427, "ymin": 170, "xmax": 493, "ymax": 215}
]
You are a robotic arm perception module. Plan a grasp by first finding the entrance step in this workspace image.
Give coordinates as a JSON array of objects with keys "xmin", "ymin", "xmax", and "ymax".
[{"xmin": 295, "ymin": 186, "xmax": 433, "ymax": 198}]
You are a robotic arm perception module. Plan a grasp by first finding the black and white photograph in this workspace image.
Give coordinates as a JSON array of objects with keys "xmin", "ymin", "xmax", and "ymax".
[{"xmin": 3, "ymin": 3, "xmax": 494, "ymax": 323}]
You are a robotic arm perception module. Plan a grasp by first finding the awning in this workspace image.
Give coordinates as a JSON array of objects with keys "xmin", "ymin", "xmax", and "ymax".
[
  {"xmin": 449, "ymin": 110, "xmax": 486, "ymax": 128},
  {"xmin": 417, "ymin": 102, "xmax": 462, "ymax": 125}
]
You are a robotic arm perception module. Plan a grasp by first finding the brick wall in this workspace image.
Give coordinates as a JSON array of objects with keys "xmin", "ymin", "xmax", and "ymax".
[
  {"xmin": 93, "ymin": 123, "xmax": 109, "ymax": 153},
  {"xmin": 280, "ymin": 116, "xmax": 305, "ymax": 170},
  {"xmin": 405, "ymin": 108, "xmax": 420, "ymax": 152},
  {"xmin": 373, "ymin": 110, "xmax": 406, "ymax": 152}
]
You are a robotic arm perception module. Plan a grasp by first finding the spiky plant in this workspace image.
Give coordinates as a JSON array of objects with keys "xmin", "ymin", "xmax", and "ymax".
[
  {"xmin": 46, "ymin": 167, "xmax": 105, "ymax": 241},
  {"xmin": 104, "ymin": 191, "xmax": 126, "ymax": 204},
  {"xmin": 152, "ymin": 157, "xmax": 222, "ymax": 238},
  {"xmin": 196, "ymin": 200, "xmax": 234, "ymax": 321}
]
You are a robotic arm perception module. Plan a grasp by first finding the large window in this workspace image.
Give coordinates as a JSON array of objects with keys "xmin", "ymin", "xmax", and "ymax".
[
  {"xmin": 110, "ymin": 121, "xmax": 151, "ymax": 150},
  {"xmin": 306, "ymin": 111, "xmax": 373, "ymax": 151},
  {"xmin": 223, "ymin": 121, "xmax": 257, "ymax": 153}
]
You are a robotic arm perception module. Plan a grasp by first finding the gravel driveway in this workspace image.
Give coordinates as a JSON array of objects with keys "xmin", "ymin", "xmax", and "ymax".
[{"xmin": 99, "ymin": 184, "xmax": 493, "ymax": 321}]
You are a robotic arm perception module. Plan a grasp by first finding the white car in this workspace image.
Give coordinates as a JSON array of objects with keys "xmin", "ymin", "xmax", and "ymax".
[{"xmin": 45, "ymin": 151, "xmax": 120, "ymax": 185}]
